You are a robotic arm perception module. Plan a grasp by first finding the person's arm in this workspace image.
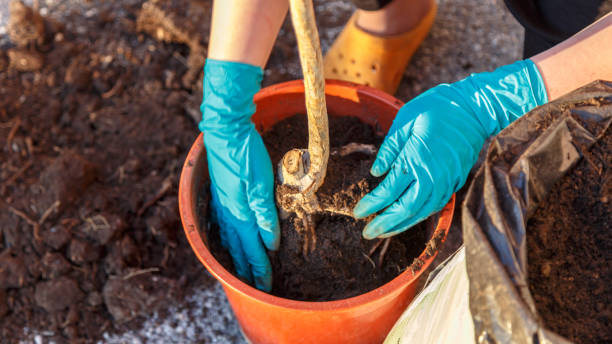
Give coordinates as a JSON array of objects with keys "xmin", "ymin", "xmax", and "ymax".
[
  {"xmin": 199, "ymin": 0, "xmax": 288, "ymax": 292},
  {"xmin": 532, "ymin": 12, "xmax": 612, "ymax": 100},
  {"xmin": 208, "ymin": 0, "xmax": 288, "ymax": 67},
  {"xmin": 354, "ymin": 12, "xmax": 612, "ymax": 239}
]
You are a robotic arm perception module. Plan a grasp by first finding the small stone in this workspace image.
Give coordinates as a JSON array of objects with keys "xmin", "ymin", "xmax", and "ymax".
[{"xmin": 35, "ymin": 277, "xmax": 83, "ymax": 312}]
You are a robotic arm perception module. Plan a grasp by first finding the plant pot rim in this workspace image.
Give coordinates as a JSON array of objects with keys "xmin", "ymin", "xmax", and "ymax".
[{"xmin": 179, "ymin": 79, "xmax": 455, "ymax": 311}]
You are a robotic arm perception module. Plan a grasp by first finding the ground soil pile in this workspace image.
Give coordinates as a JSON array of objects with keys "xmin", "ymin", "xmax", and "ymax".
[
  {"xmin": 0, "ymin": 0, "xmax": 215, "ymax": 341},
  {"xmin": 527, "ymin": 128, "xmax": 611, "ymax": 344}
]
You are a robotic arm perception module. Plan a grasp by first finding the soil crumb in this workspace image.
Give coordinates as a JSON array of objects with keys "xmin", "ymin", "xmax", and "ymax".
[
  {"xmin": 527, "ymin": 128, "xmax": 611, "ymax": 344},
  {"xmin": 207, "ymin": 115, "xmax": 432, "ymax": 301}
]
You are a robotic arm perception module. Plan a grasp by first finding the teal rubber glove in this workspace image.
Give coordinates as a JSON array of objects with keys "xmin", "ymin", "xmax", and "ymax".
[
  {"xmin": 199, "ymin": 59, "xmax": 280, "ymax": 292},
  {"xmin": 354, "ymin": 59, "xmax": 548, "ymax": 239}
]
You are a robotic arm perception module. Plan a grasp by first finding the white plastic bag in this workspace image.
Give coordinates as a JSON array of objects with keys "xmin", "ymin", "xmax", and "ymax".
[{"xmin": 384, "ymin": 247, "xmax": 474, "ymax": 344}]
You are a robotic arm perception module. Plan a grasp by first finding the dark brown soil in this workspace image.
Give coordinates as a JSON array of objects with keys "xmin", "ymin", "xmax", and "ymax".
[
  {"xmin": 527, "ymin": 128, "xmax": 611, "ymax": 343},
  {"xmin": 0, "ymin": 0, "xmax": 220, "ymax": 342},
  {"xmin": 207, "ymin": 114, "xmax": 434, "ymax": 301}
]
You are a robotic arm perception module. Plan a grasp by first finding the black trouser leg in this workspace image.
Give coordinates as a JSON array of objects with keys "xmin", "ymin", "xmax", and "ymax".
[{"xmin": 504, "ymin": 0, "xmax": 603, "ymax": 58}]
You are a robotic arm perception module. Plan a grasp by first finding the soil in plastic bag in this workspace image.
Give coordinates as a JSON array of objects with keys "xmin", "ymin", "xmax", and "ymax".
[
  {"xmin": 463, "ymin": 81, "xmax": 612, "ymax": 344},
  {"xmin": 527, "ymin": 128, "xmax": 611, "ymax": 343},
  {"xmin": 206, "ymin": 114, "xmax": 439, "ymax": 301}
]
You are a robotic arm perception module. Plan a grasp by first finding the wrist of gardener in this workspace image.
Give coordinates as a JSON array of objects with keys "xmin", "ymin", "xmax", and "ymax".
[
  {"xmin": 455, "ymin": 59, "xmax": 549, "ymax": 137},
  {"xmin": 199, "ymin": 59, "xmax": 263, "ymax": 133}
]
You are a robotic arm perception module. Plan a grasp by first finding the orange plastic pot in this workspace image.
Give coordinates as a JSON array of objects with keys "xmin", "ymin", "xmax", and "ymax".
[{"xmin": 179, "ymin": 80, "xmax": 455, "ymax": 344}]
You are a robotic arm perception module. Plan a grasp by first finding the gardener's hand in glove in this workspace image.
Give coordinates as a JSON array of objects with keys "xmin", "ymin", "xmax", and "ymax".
[
  {"xmin": 199, "ymin": 59, "xmax": 280, "ymax": 292},
  {"xmin": 354, "ymin": 60, "xmax": 548, "ymax": 239}
]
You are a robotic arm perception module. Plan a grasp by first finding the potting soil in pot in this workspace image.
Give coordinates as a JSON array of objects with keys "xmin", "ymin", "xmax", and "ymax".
[
  {"xmin": 206, "ymin": 114, "xmax": 442, "ymax": 301},
  {"xmin": 527, "ymin": 128, "xmax": 611, "ymax": 344}
]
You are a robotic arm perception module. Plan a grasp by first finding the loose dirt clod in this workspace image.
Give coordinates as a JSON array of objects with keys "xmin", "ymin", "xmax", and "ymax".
[
  {"xmin": 8, "ymin": 0, "xmax": 45, "ymax": 47},
  {"xmin": 34, "ymin": 151, "xmax": 96, "ymax": 215},
  {"xmin": 35, "ymin": 277, "xmax": 84, "ymax": 313},
  {"xmin": 68, "ymin": 238, "xmax": 102, "ymax": 265},
  {"xmin": 103, "ymin": 272, "xmax": 178, "ymax": 323},
  {"xmin": 7, "ymin": 48, "xmax": 44, "ymax": 71},
  {"xmin": 0, "ymin": 252, "xmax": 29, "ymax": 289},
  {"xmin": 528, "ymin": 128, "xmax": 611, "ymax": 344}
]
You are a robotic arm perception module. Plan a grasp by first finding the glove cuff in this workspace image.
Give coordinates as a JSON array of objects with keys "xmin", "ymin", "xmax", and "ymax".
[
  {"xmin": 199, "ymin": 59, "xmax": 263, "ymax": 133},
  {"xmin": 457, "ymin": 59, "xmax": 549, "ymax": 137},
  {"xmin": 524, "ymin": 59, "xmax": 549, "ymax": 107}
]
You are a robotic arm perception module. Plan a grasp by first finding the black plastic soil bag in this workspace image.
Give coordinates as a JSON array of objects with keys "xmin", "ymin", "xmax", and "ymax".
[{"xmin": 462, "ymin": 80, "xmax": 612, "ymax": 344}]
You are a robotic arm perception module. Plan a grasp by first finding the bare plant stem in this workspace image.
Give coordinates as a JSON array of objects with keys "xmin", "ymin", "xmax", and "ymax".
[
  {"xmin": 288, "ymin": 0, "xmax": 329, "ymax": 194},
  {"xmin": 277, "ymin": 0, "xmax": 330, "ymax": 254}
]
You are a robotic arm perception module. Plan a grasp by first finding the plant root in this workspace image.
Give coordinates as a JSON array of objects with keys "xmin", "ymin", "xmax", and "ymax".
[
  {"xmin": 296, "ymin": 214, "xmax": 317, "ymax": 256},
  {"xmin": 83, "ymin": 214, "xmax": 110, "ymax": 232},
  {"xmin": 368, "ymin": 239, "xmax": 384, "ymax": 257},
  {"xmin": 278, "ymin": 142, "xmax": 378, "ymax": 255},
  {"xmin": 368, "ymin": 237, "xmax": 392, "ymax": 266},
  {"xmin": 8, "ymin": 200, "xmax": 60, "ymax": 241},
  {"xmin": 362, "ymin": 252, "xmax": 376, "ymax": 269},
  {"xmin": 332, "ymin": 143, "xmax": 377, "ymax": 157},
  {"xmin": 378, "ymin": 238, "xmax": 391, "ymax": 266}
]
